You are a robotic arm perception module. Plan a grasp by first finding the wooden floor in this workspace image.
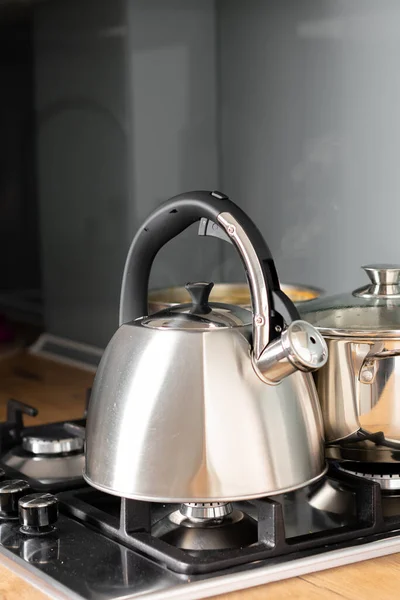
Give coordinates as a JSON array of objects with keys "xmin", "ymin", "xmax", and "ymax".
[{"xmin": 0, "ymin": 351, "xmax": 400, "ymax": 599}]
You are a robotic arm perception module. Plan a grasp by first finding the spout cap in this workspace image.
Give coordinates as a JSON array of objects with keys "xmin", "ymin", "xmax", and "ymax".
[
  {"xmin": 284, "ymin": 321, "xmax": 328, "ymax": 371},
  {"xmin": 254, "ymin": 320, "xmax": 327, "ymax": 384}
]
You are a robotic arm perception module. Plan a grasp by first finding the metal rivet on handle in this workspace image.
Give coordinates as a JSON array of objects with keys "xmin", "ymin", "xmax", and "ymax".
[{"xmin": 361, "ymin": 370, "xmax": 374, "ymax": 383}]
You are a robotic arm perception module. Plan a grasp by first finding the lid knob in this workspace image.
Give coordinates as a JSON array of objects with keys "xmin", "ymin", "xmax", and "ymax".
[
  {"xmin": 185, "ymin": 282, "xmax": 214, "ymax": 315},
  {"xmin": 354, "ymin": 264, "xmax": 400, "ymax": 298}
]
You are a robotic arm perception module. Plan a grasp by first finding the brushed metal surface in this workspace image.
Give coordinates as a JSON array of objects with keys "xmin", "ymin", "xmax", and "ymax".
[
  {"xmin": 316, "ymin": 336, "xmax": 400, "ymax": 460},
  {"xmin": 142, "ymin": 300, "xmax": 250, "ymax": 330},
  {"xmin": 84, "ymin": 322, "xmax": 326, "ymax": 501}
]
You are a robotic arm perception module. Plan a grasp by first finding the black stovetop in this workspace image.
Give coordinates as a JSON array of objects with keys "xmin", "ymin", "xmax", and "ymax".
[{"xmin": 1, "ymin": 397, "xmax": 400, "ymax": 599}]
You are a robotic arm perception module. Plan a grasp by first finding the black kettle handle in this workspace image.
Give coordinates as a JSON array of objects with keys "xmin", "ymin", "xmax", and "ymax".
[{"xmin": 119, "ymin": 190, "xmax": 299, "ymax": 357}]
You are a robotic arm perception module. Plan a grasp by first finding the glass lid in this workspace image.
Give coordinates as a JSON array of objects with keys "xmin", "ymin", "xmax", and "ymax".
[
  {"xmin": 299, "ymin": 265, "xmax": 400, "ymax": 336},
  {"xmin": 141, "ymin": 282, "xmax": 252, "ymax": 331}
]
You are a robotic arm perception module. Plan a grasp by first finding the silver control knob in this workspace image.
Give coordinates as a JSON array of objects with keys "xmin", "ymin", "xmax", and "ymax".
[
  {"xmin": 19, "ymin": 493, "xmax": 58, "ymax": 534},
  {"xmin": 0, "ymin": 479, "xmax": 31, "ymax": 519}
]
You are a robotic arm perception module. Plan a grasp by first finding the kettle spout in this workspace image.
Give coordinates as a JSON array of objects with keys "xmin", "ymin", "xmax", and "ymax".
[{"xmin": 253, "ymin": 320, "xmax": 328, "ymax": 384}]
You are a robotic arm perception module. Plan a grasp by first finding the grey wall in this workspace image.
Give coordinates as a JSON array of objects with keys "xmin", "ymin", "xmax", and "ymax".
[
  {"xmin": 35, "ymin": 0, "xmax": 220, "ymax": 347},
  {"xmin": 34, "ymin": 0, "xmax": 129, "ymax": 347},
  {"xmin": 218, "ymin": 0, "xmax": 400, "ymax": 294},
  {"xmin": 36, "ymin": 0, "xmax": 400, "ymax": 346},
  {"xmin": 127, "ymin": 0, "xmax": 221, "ymax": 290}
]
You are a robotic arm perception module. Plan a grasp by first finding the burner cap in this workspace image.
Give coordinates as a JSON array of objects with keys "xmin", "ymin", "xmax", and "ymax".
[
  {"xmin": 22, "ymin": 434, "xmax": 83, "ymax": 455},
  {"xmin": 338, "ymin": 461, "xmax": 400, "ymax": 491},
  {"xmin": 180, "ymin": 502, "xmax": 233, "ymax": 521}
]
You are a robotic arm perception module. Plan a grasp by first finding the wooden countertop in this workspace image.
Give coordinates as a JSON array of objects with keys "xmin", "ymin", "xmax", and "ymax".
[{"xmin": 0, "ymin": 351, "xmax": 400, "ymax": 599}]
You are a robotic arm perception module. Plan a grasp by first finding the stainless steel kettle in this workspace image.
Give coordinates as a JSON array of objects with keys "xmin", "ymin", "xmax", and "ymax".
[{"xmin": 84, "ymin": 191, "xmax": 328, "ymax": 502}]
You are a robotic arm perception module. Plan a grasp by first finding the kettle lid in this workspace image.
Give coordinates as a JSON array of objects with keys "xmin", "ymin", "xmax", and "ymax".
[
  {"xmin": 141, "ymin": 281, "xmax": 252, "ymax": 330},
  {"xmin": 300, "ymin": 264, "xmax": 400, "ymax": 337}
]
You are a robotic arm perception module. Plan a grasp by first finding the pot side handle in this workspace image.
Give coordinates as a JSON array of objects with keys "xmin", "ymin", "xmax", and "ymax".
[{"xmin": 359, "ymin": 342, "xmax": 400, "ymax": 384}]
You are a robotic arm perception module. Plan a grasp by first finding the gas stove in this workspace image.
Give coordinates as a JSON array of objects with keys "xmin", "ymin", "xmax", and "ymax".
[{"xmin": 1, "ymin": 400, "xmax": 400, "ymax": 600}]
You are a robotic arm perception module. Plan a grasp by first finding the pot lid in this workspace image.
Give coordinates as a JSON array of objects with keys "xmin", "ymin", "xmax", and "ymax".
[
  {"xmin": 299, "ymin": 265, "xmax": 400, "ymax": 336},
  {"xmin": 141, "ymin": 282, "xmax": 252, "ymax": 330}
]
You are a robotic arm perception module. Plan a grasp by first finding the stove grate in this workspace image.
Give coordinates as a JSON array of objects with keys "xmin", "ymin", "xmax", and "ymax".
[{"xmin": 57, "ymin": 466, "xmax": 396, "ymax": 575}]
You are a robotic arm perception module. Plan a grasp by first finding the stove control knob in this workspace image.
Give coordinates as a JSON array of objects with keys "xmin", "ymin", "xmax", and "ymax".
[
  {"xmin": 19, "ymin": 493, "xmax": 58, "ymax": 535},
  {"xmin": 0, "ymin": 480, "xmax": 30, "ymax": 519}
]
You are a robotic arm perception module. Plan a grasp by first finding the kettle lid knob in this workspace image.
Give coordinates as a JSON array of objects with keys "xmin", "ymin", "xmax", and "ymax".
[
  {"xmin": 353, "ymin": 264, "xmax": 400, "ymax": 298},
  {"xmin": 185, "ymin": 282, "xmax": 214, "ymax": 315}
]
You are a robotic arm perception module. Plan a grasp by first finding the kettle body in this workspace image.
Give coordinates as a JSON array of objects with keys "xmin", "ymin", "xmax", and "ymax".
[
  {"xmin": 84, "ymin": 190, "xmax": 327, "ymax": 502},
  {"xmin": 85, "ymin": 322, "xmax": 325, "ymax": 501}
]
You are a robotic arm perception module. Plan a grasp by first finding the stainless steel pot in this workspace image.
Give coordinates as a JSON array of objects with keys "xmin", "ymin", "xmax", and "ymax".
[
  {"xmin": 300, "ymin": 264, "xmax": 400, "ymax": 463},
  {"xmin": 148, "ymin": 282, "xmax": 323, "ymax": 314},
  {"xmin": 85, "ymin": 190, "xmax": 328, "ymax": 502}
]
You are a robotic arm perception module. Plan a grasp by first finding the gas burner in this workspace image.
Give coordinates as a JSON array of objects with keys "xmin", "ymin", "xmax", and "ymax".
[
  {"xmin": 0, "ymin": 397, "xmax": 88, "ymax": 490},
  {"xmin": 152, "ymin": 502, "xmax": 257, "ymax": 551},
  {"xmin": 2, "ymin": 423, "xmax": 85, "ymax": 486},
  {"xmin": 338, "ymin": 462, "xmax": 400, "ymax": 491},
  {"xmin": 22, "ymin": 431, "xmax": 84, "ymax": 455}
]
